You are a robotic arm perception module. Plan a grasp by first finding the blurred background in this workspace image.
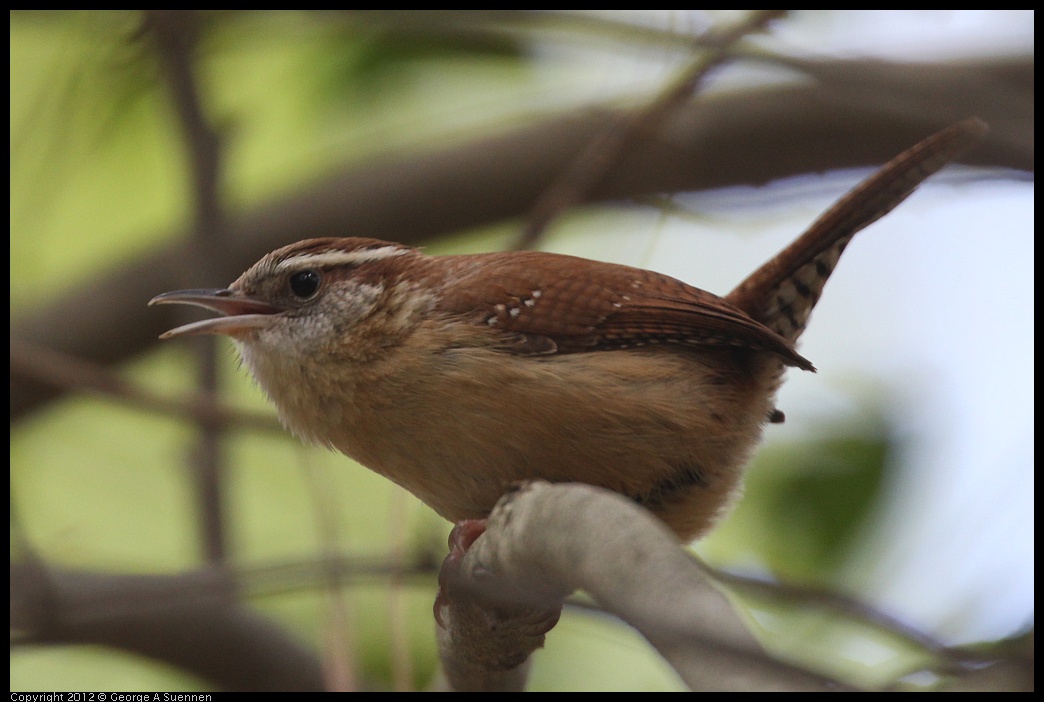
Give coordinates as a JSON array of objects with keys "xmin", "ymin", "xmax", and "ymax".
[{"xmin": 10, "ymin": 10, "xmax": 1033, "ymax": 691}]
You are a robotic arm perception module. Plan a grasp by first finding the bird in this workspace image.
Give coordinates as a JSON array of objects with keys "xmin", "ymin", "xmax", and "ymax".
[{"xmin": 150, "ymin": 118, "xmax": 987, "ymax": 542}]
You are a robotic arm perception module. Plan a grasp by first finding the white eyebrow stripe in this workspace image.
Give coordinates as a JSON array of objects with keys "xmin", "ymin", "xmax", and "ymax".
[{"xmin": 276, "ymin": 246, "xmax": 409, "ymax": 271}]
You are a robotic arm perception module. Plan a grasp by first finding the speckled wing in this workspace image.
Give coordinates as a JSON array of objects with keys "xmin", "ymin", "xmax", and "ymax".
[{"xmin": 437, "ymin": 251, "xmax": 815, "ymax": 370}]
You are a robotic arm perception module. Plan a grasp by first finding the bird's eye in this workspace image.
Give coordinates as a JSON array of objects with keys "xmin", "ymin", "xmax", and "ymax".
[{"xmin": 289, "ymin": 270, "xmax": 321, "ymax": 299}]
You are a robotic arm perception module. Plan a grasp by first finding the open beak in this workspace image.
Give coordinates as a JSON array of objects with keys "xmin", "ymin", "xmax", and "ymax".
[{"xmin": 149, "ymin": 288, "xmax": 282, "ymax": 339}]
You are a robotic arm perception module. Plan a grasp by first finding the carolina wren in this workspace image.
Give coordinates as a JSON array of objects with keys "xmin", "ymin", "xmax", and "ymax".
[{"xmin": 151, "ymin": 119, "xmax": 986, "ymax": 541}]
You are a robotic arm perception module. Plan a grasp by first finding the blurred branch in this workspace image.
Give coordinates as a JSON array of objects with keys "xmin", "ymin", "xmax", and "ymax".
[
  {"xmin": 11, "ymin": 562, "xmax": 324, "ymax": 691},
  {"xmin": 10, "ymin": 549, "xmax": 442, "ymax": 690},
  {"xmin": 936, "ymin": 632, "xmax": 1034, "ymax": 692},
  {"xmin": 144, "ymin": 9, "xmax": 230, "ymax": 564},
  {"xmin": 517, "ymin": 9, "xmax": 785, "ymax": 248},
  {"xmin": 707, "ymin": 566, "xmax": 991, "ymax": 670},
  {"xmin": 9, "ymin": 338, "xmax": 283, "ymax": 433},
  {"xmin": 11, "ymin": 56, "xmax": 1032, "ymax": 422}
]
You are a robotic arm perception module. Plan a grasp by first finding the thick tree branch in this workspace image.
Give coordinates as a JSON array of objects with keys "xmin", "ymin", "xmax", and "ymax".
[{"xmin": 437, "ymin": 482, "xmax": 852, "ymax": 691}]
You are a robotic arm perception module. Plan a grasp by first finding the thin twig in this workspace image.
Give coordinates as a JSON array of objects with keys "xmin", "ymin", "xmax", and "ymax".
[
  {"xmin": 9, "ymin": 338, "xmax": 284, "ymax": 434},
  {"xmin": 515, "ymin": 10, "xmax": 786, "ymax": 249}
]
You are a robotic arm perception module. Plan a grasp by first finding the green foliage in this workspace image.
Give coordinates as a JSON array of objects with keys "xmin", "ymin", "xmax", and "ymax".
[
  {"xmin": 757, "ymin": 433, "xmax": 890, "ymax": 580},
  {"xmin": 703, "ymin": 413, "xmax": 892, "ymax": 583}
]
